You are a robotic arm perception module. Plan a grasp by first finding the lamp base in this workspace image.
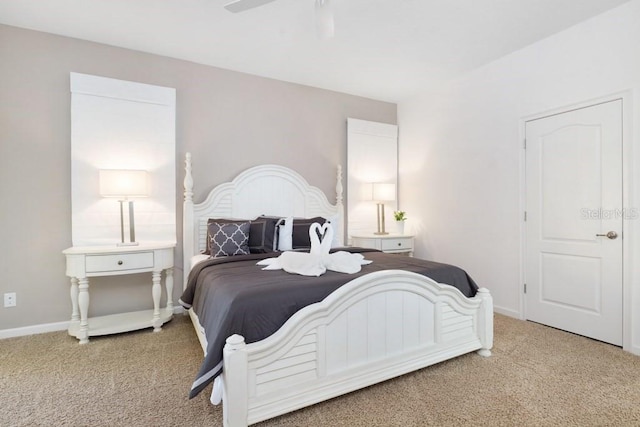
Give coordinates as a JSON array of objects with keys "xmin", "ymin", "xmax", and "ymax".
[
  {"xmin": 375, "ymin": 202, "xmax": 389, "ymax": 235},
  {"xmin": 117, "ymin": 199, "xmax": 139, "ymax": 247}
]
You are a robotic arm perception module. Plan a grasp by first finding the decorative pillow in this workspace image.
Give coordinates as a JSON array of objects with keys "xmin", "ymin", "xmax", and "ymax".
[
  {"xmin": 205, "ymin": 218, "xmax": 245, "ymax": 255},
  {"xmin": 324, "ymin": 214, "xmax": 340, "ymax": 248},
  {"xmin": 208, "ymin": 221, "xmax": 250, "ymax": 257},
  {"xmin": 291, "ymin": 216, "xmax": 327, "ymax": 249},
  {"xmin": 277, "ymin": 216, "xmax": 293, "ymax": 251},
  {"xmin": 248, "ymin": 216, "xmax": 282, "ymax": 253}
]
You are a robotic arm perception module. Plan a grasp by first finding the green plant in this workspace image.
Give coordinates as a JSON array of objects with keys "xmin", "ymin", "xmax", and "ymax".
[{"xmin": 393, "ymin": 211, "xmax": 407, "ymax": 221}]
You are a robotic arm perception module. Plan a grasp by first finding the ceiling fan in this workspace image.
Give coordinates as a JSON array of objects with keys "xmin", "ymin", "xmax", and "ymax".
[{"xmin": 224, "ymin": 0, "xmax": 335, "ymax": 39}]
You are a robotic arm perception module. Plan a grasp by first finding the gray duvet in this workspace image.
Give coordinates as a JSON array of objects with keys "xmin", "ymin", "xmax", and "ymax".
[{"xmin": 179, "ymin": 248, "xmax": 479, "ymax": 398}]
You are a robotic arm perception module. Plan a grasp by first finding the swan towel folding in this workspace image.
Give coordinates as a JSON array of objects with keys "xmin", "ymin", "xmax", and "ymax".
[{"xmin": 257, "ymin": 222, "xmax": 371, "ymax": 276}]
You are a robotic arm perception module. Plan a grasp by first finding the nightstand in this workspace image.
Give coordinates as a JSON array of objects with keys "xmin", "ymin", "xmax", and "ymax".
[
  {"xmin": 62, "ymin": 242, "xmax": 175, "ymax": 344},
  {"xmin": 350, "ymin": 234, "xmax": 415, "ymax": 256}
]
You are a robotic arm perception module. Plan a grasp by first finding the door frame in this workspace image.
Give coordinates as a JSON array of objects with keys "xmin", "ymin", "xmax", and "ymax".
[{"xmin": 519, "ymin": 91, "xmax": 633, "ymax": 353}]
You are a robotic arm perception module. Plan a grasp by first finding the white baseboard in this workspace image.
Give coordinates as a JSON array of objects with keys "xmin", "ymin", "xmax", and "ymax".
[
  {"xmin": 625, "ymin": 342, "xmax": 640, "ymax": 356},
  {"xmin": 0, "ymin": 320, "xmax": 70, "ymax": 340},
  {"xmin": 0, "ymin": 306, "xmax": 185, "ymax": 340},
  {"xmin": 493, "ymin": 305, "xmax": 521, "ymax": 319}
]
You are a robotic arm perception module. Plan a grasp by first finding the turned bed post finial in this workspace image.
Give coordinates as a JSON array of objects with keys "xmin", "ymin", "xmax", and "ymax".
[
  {"xmin": 336, "ymin": 165, "xmax": 345, "ymax": 246},
  {"xmin": 183, "ymin": 153, "xmax": 195, "ymax": 289},
  {"xmin": 336, "ymin": 165, "xmax": 343, "ymax": 207},
  {"xmin": 184, "ymin": 152, "xmax": 193, "ymax": 202}
]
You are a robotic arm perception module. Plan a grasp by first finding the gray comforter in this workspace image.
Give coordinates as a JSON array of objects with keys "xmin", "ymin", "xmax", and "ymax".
[{"xmin": 179, "ymin": 248, "xmax": 478, "ymax": 398}]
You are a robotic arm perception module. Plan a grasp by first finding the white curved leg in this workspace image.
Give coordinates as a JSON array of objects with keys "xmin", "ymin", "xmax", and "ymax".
[
  {"xmin": 165, "ymin": 268, "xmax": 174, "ymax": 313},
  {"xmin": 152, "ymin": 270, "xmax": 162, "ymax": 331},
  {"xmin": 78, "ymin": 278, "xmax": 89, "ymax": 344},
  {"xmin": 70, "ymin": 277, "xmax": 79, "ymax": 322}
]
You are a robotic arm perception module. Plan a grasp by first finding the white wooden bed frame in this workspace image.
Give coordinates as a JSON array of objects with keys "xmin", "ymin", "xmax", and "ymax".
[{"xmin": 182, "ymin": 153, "xmax": 493, "ymax": 427}]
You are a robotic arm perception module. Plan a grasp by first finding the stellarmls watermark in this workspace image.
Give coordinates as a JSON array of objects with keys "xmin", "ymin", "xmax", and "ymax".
[{"xmin": 581, "ymin": 208, "xmax": 639, "ymax": 220}]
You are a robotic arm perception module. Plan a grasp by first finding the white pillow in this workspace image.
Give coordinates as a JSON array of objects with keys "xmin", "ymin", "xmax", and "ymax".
[
  {"xmin": 325, "ymin": 214, "xmax": 341, "ymax": 247},
  {"xmin": 277, "ymin": 216, "xmax": 293, "ymax": 251}
]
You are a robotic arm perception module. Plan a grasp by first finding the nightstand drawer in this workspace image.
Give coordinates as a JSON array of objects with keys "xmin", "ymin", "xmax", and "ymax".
[
  {"xmin": 380, "ymin": 238, "xmax": 413, "ymax": 251},
  {"xmin": 85, "ymin": 252, "xmax": 154, "ymax": 273}
]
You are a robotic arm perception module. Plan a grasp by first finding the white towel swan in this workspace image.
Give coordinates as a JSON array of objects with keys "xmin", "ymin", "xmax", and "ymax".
[{"xmin": 257, "ymin": 222, "xmax": 371, "ymax": 276}]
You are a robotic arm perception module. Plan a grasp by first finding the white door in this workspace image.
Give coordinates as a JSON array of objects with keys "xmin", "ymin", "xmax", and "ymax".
[{"xmin": 525, "ymin": 100, "xmax": 623, "ymax": 346}]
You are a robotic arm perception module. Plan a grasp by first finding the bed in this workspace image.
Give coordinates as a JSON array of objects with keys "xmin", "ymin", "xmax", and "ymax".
[{"xmin": 181, "ymin": 153, "xmax": 493, "ymax": 427}]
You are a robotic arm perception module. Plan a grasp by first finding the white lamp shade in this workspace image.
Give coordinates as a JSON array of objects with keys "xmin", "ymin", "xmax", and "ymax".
[
  {"xmin": 99, "ymin": 170, "xmax": 149, "ymax": 198},
  {"xmin": 372, "ymin": 183, "xmax": 396, "ymax": 202},
  {"xmin": 362, "ymin": 182, "xmax": 396, "ymax": 202}
]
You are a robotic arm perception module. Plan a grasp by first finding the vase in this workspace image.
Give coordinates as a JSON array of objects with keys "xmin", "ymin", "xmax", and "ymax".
[{"xmin": 394, "ymin": 221, "xmax": 405, "ymax": 235}]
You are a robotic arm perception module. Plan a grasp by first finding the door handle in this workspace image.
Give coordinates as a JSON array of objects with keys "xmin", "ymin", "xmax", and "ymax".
[{"xmin": 596, "ymin": 231, "xmax": 618, "ymax": 239}]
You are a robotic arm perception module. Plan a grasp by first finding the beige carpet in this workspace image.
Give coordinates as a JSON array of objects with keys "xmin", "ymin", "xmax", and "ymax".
[{"xmin": 1, "ymin": 313, "xmax": 639, "ymax": 426}]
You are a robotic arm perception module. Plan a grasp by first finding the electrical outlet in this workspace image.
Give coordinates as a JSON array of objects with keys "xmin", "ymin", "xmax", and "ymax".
[{"xmin": 4, "ymin": 292, "xmax": 16, "ymax": 308}]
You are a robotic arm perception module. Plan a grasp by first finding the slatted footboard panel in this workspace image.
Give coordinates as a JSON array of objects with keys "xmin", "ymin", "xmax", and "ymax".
[
  {"xmin": 441, "ymin": 304, "xmax": 475, "ymax": 342},
  {"xmin": 324, "ymin": 290, "xmax": 436, "ymax": 375},
  {"xmin": 220, "ymin": 271, "xmax": 493, "ymax": 427},
  {"xmin": 252, "ymin": 332, "xmax": 319, "ymax": 396}
]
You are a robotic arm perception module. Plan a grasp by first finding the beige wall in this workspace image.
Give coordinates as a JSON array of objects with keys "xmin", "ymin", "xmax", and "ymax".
[{"xmin": 0, "ymin": 24, "xmax": 396, "ymax": 331}]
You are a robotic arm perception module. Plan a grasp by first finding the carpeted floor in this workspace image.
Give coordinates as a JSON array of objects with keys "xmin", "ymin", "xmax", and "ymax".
[{"xmin": 1, "ymin": 313, "xmax": 639, "ymax": 426}]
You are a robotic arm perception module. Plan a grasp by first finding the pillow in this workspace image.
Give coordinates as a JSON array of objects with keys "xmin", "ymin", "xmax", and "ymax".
[
  {"xmin": 277, "ymin": 216, "xmax": 293, "ymax": 251},
  {"xmin": 205, "ymin": 216, "xmax": 283, "ymax": 254},
  {"xmin": 248, "ymin": 216, "xmax": 282, "ymax": 253},
  {"xmin": 208, "ymin": 221, "xmax": 250, "ymax": 257},
  {"xmin": 291, "ymin": 217, "xmax": 327, "ymax": 249},
  {"xmin": 324, "ymin": 214, "xmax": 340, "ymax": 248},
  {"xmin": 204, "ymin": 218, "xmax": 246, "ymax": 255}
]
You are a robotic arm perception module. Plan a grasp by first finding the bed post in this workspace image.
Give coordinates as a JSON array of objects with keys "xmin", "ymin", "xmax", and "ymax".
[
  {"xmin": 336, "ymin": 165, "xmax": 344, "ymax": 246},
  {"xmin": 223, "ymin": 334, "xmax": 249, "ymax": 427},
  {"xmin": 183, "ymin": 153, "xmax": 194, "ymax": 289},
  {"xmin": 475, "ymin": 287, "xmax": 494, "ymax": 357}
]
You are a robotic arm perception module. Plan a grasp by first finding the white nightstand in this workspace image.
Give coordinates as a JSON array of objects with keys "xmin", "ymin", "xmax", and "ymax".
[
  {"xmin": 62, "ymin": 242, "xmax": 175, "ymax": 344},
  {"xmin": 350, "ymin": 234, "xmax": 415, "ymax": 256}
]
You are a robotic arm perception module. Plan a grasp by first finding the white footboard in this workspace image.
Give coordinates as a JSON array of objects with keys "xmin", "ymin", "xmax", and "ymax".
[{"xmin": 221, "ymin": 270, "xmax": 493, "ymax": 426}]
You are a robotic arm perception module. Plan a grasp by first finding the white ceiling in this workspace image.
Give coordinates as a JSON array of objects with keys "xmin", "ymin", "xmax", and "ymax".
[{"xmin": 0, "ymin": 0, "xmax": 632, "ymax": 102}]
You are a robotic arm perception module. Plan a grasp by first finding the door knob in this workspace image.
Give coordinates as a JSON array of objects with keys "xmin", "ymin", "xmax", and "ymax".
[{"xmin": 596, "ymin": 231, "xmax": 618, "ymax": 239}]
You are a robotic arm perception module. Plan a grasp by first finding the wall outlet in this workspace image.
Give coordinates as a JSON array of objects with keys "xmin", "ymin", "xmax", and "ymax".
[{"xmin": 4, "ymin": 292, "xmax": 16, "ymax": 308}]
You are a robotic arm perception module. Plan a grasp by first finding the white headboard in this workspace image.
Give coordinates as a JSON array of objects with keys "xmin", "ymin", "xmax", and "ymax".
[{"xmin": 183, "ymin": 153, "xmax": 344, "ymax": 286}]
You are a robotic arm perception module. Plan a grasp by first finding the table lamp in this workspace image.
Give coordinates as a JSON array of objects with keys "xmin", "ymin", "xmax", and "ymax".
[
  {"xmin": 364, "ymin": 182, "xmax": 396, "ymax": 235},
  {"xmin": 99, "ymin": 169, "xmax": 149, "ymax": 246}
]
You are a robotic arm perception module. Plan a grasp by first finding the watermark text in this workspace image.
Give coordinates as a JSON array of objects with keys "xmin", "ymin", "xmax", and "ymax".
[{"xmin": 580, "ymin": 208, "xmax": 639, "ymax": 220}]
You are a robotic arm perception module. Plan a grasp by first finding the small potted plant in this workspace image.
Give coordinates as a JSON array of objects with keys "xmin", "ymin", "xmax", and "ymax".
[{"xmin": 393, "ymin": 211, "xmax": 407, "ymax": 234}]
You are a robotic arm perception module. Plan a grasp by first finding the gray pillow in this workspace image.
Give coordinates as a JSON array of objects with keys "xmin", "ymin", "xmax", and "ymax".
[
  {"xmin": 292, "ymin": 217, "xmax": 327, "ymax": 249},
  {"xmin": 208, "ymin": 221, "xmax": 250, "ymax": 257},
  {"xmin": 250, "ymin": 216, "xmax": 282, "ymax": 253}
]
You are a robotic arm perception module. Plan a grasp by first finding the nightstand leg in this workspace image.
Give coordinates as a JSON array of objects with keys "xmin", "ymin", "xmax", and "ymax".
[
  {"xmin": 152, "ymin": 271, "xmax": 162, "ymax": 331},
  {"xmin": 78, "ymin": 278, "xmax": 89, "ymax": 344},
  {"xmin": 165, "ymin": 268, "xmax": 174, "ymax": 312},
  {"xmin": 70, "ymin": 277, "xmax": 80, "ymax": 322}
]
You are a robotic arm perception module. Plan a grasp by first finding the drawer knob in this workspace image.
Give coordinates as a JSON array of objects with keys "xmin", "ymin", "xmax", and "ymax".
[
  {"xmin": 398, "ymin": 243, "xmax": 401, "ymax": 246},
  {"xmin": 117, "ymin": 260, "xmax": 123, "ymax": 265}
]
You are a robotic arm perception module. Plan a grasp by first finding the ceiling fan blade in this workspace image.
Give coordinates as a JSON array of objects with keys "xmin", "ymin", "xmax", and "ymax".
[
  {"xmin": 315, "ymin": 0, "xmax": 334, "ymax": 39},
  {"xmin": 224, "ymin": 0, "xmax": 278, "ymax": 13}
]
